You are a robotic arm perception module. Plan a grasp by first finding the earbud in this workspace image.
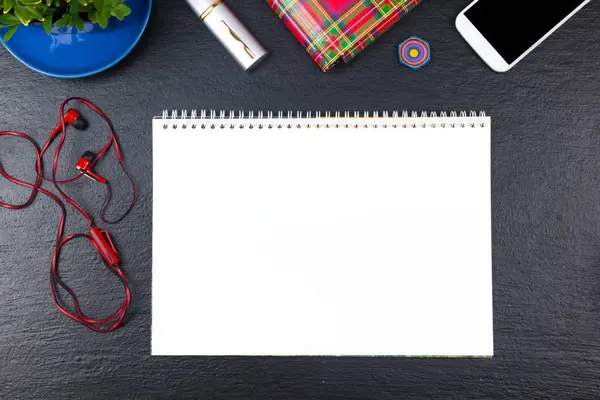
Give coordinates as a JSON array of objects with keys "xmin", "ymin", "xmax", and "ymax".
[
  {"xmin": 51, "ymin": 109, "xmax": 88, "ymax": 137},
  {"xmin": 65, "ymin": 109, "xmax": 88, "ymax": 130},
  {"xmin": 76, "ymin": 151, "xmax": 107, "ymax": 184}
]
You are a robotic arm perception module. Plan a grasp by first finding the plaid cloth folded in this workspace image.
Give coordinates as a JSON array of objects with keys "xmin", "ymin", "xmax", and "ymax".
[{"xmin": 266, "ymin": 0, "xmax": 423, "ymax": 71}]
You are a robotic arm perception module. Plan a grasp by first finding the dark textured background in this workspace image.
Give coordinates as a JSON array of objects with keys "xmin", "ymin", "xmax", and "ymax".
[{"xmin": 1, "ymin": 0, "xmax": 600, "ymax": 398}]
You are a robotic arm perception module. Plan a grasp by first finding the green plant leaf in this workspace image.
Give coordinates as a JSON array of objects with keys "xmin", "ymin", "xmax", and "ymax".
[
  {"xmin": 0, "ymin": 0, "xmax": 132, "ymax": 37},
  {"xmin": 42, "ymin": 11, "xmax": 52, "ymax": 33},
  {"xmin": 69, "ymin": 0, "xmax": 80, "ymax": 15},
  {"xmin": 3, "ymin": 0, "xmax": 14, "ymax": 13},
  {"xmin": 0, "ymin": 13, "xmax": 19, "ymax": 24},
  {"xmin": 87, "ymin": 9, "xmax": 97, "ymax": 22},
  {"xmin": 54, "ymin": 13, "xmax": 69, "ymax": 27},
  {"xmin": 2, "ymin": 24, "xmax": 18, "ymax": 41},
  {"xmin": 110, "ymin": 3, "xmax": 129, "ymax": 20},
  {"xmin": 14, "ymin": 4, "xmax": 31, "ymax": 25},
  {"xmin": 26, "ymin": 5, "xmax": 44, "ymax": 20},
  {"xmin": 19, "ymin": 0, "xmax": 44, "ymax": 5},
  {"xmin": 73, "ymin": 14, "xmax": 84, "ymax": 31},
  {"xmin": 14, "ymin": 2, "xmax": 45, "ymax": 25},
  {"xmin": 34, "ymin": 3, "xmax": 49, "ymax": 14},
  {"xmin": 96, "ymin": 9, "xmax": 109, "ymax": 28}
]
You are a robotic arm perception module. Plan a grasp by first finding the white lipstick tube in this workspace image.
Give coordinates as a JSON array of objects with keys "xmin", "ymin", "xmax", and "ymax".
[{"xmin": 184, "ymin": 0, "xmax": 268, "ymax": 71}]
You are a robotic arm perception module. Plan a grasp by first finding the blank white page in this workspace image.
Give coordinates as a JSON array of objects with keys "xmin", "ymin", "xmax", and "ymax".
[{"xmin": 152, "ymin": 116, "xmax": 493, "ymax": 356}]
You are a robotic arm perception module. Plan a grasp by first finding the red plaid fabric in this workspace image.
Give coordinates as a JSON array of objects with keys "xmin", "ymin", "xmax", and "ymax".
[{"xmin": 266, "ymin": 0, "xmax": 423, "ymax": 71}]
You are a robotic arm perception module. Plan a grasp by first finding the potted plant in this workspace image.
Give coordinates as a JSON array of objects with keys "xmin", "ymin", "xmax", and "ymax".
[{"xmin": 0, "ymin": 0, "xmax": 132, "ymax": 41}]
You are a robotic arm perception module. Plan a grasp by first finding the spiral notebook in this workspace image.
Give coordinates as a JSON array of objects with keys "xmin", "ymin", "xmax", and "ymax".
[{"xmin": 152, "ymin": 110, "xmax": 493, "ymax": 356}]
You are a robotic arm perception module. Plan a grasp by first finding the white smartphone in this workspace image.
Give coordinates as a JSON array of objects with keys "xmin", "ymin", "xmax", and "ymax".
[{"xmin": 456, "ymin": 0, "xmax": 590, "ymax": 72}]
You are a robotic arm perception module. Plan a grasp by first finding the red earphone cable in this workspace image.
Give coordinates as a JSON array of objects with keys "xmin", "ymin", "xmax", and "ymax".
[
  {"xmin": 36, "ymin": 98, "xmax": 137, "ymax": 225},
  {"xmin": 0, "ymin": 98, "xmax": 135, "ymax": 332}
]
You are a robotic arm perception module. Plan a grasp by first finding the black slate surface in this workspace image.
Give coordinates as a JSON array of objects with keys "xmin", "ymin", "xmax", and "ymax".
[{"xmin": 1, "ymin": 0, "xmax": 600, "ymax": 398}]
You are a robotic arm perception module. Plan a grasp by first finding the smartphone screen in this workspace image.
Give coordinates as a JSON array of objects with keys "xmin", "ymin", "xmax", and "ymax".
[{"xmin": 465, "ymin": 0, "xmax": 588, "ymax": 64}]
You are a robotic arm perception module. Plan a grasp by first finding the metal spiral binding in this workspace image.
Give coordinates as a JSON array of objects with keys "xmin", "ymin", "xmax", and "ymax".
[{"xmin": 161, "ymin": 110, "xmax": 487, "ymax": 130}]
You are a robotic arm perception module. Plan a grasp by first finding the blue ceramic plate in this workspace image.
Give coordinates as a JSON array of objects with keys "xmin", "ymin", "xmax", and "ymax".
[{"xmin": 1, "ymin": 0, "xmax": 151, "ymax": 78}]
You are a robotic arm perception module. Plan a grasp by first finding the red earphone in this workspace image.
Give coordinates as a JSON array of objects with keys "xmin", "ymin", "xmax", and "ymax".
[
  {"xmin": 0, "ymin": 97, "xmax": 136, "ymax": 332},
  {"xmin": 76, "ymin": 151, "xmax": 107, "ymax": 184},
  {"xmin": 50, "ymin": 108, "xmax": 88, "ymax": 138}
]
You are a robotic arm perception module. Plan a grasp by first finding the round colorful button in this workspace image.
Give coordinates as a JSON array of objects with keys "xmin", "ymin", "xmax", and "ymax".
[{"xmin": 398, "ymin": 37, "xmax": 431, "ymax": 70}]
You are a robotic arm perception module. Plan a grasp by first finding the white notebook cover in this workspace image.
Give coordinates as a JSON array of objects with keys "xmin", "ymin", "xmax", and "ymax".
[{"xmin": 152, "ymin": 114, "xmax": 493, "ymax": 356}]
